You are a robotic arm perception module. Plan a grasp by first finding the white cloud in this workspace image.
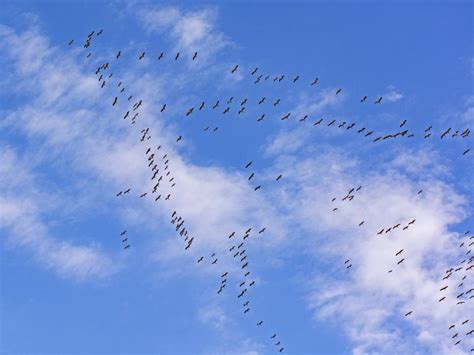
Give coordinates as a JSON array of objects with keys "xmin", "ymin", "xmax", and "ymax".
[
  {"xmin": 0, "ymin": 147, "xmax": 117, "ymax": 281},
  {"xmin": 137, "ymin": 6, "xmax": 230, "ymax": 63},
  {"xmin": 270, "ymin": 147, "xmax": 472, "ymax": 354},
  {"xmin": 383, "ymin": 85, "xmax": 404, "ymax": 103}
]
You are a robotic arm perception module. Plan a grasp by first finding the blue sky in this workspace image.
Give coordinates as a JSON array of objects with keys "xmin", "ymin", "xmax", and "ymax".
[{"xmin": 0, "ymin": 1, "xmax": 473, "ymax": 354}]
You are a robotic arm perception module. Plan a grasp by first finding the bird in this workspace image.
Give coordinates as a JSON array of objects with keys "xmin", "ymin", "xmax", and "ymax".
[
  {"xmin": 112, "ymin": 97, "xmax": 118, "ymax": 106},
  {"xmin": 192, "ymin": 52, "xmax": 198, "ymax": 60},
  {"xmin": 124, "ymin": 245, "xmax": 130, "ymax": 250},
  {"xmin": 161, "ymin": 104, "xmax": 166, "ymax": 112},
  {"xmin": 231, "ymin": 65, "xmax": 239, "ymax": 73},
  {"xmin": 463, "ymin": 149, "xmax": 471, "ymax": 155},
  {"xmin": 271, "ymin": 334, "xmax": 277, "ymax": 339},
  {"xmin": 276, "ymin": 174, "xmax": 283, "ymax": 181},
  {"xmin": 293, "ymin": 75, "xmax": 300, "ymax": 82},
  {"xmin": 176, "ymin": 136, "xmax": 182, "ymax": 142},
  {"xmin": 258, "ymin": 97, "xmax": 266, "ymax": 104},
  {"xmin": 374, "ymin": 97, "xmax": 383, "ymax": 104},
  {"xmin": 251, "ymin": 67, "xmax": 259, "ymax": 75},
  {"xmin": 441, "ymin": 128, "xmax": 451, "ymax": 138},
  {"xmin": 311, "ymin": 78, "xmax": 318, "ymax": 86},
  {"xmin": 254, "ymin": 185, "xmax": 261, "ymax": 191},
  {"xmin": 245, "ymin": 161, "xmax": 252, "ymax": 168},
  {"xmin": 158, "ymin": 52, "xmax": 164, "ymax": 60},
  {"xmin": 68, "ymin": 39, "xmax": 74, "ymax": 45},
  {"xmin": 359, "ymin": 221, "xmax": 365, "ymax": 226},
  {"xmin": 360, "ymin": 96, "xmax": 367, "ymax": 102},
  {"xmin": 405, "ymin": 311, "xmax": 413, "ymax": 316},
  {"xmin": 257, "ymin": 321, "xmax": 263, "ymax": 326},
  {"xmin": 397, "ymin": 258, "xmax": 405, "ymax": 265},
  {"xmin": 336, "ymin": 88, "xmax": 342, "ymax": 95},
  {"xmin": 281, "ymin": 113, "xmax": 291, "ymax": 120},
  {"xmin": 197, "ymin": 256, "xmax": 204, "ymax": 263},
  {"xmin": 396, "ymin": 249, "xmax": 403, "ymax": 256},
  {"xmin": 175, "ymin": 52, "xmax": 180, "ymax": 60},
  {"xmin": 440, "ymin": 286, "xmax": 448, "ymax": 291},
  {"xmin": 248, "ymin": 173, "xmax": 255, "ymax": 180},
  {"xmin": 139, "ymin": 52, "xmax": 145, "ymax": 60}
]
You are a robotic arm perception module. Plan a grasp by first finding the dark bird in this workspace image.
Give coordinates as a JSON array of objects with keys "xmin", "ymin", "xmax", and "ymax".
[
  {"xmin": 441, "ymin": 128, "xmax": 451, "ymax": 139},
  {"xmin": 359, "ymin": 221, "xmax": 365, "ymax": 226},
  {"xmin": 112, "ymin": 97, "xmax": 118, "ymax": 106},
  {"xmin": 273, "ymin": 99, "xmax": 281, "ymax": 106},
  {"xmin": 254, "ymin": 185, "xmax": 261, "ymax": 191},
  {"xmin": 314, "ymin": 118, "xmax": 323, "ymax": 126},
  {"xmin": 257, "ymin": 321, "xmax": 263, "ymax": 326},
  {"xmin": 271, "ymin": 334, "xmax": 277, "ymax": 339},
  {"xmin": 139, "ymin": 52, "xmax": 145, "ymax": 60},
  {"xmin": 252, "ymin": 67, "xmax": 259, "ymax": 75},
  {"xmin": 293, "ymin": 75, "xmax": 300, "ymax": 82},
  {"xmin": 396, "ymin": 249, "xmax": 403, "ymax": 256},
  {"xmin": 440, "ymin": 286, "xmax": 448, "ymax": 291},
  {"xmin": 231, "ymin": 64, "xmax": 239, "ymax": 73},
  {"xmin": 258, "ymin": 97, "xmax": 266, "ymax": 104},
  {"xmin": 245, "ymin": 161, "xmax": 252, "ymax": 169},
  {"xmin": 463, "ymin": 149, "xmax": 471, "ymax": 155},
  {"xmin": 158, "ymin": 52, "xmax": 164, "ymax": 60},
  {"xmin": 68, "ymin": 39, "xmax": 74, "ymax": 45},
  {"xmin": 258, "ymin": 114, "xmax": 265, "ymax": 122},
  {"xmin": 176, "ymin": 135, "xmax": 182, "ymax": 142},
  {"xmin": 281, "ymin": 113, "xmax": 291, "ymax": 120},
  {"xmin": 192, "ymin": 52, "xmax": 198, "ymax": 60},
  {"xmin": 199, "ymin": 101, "xmax": 205, "ymax": 110},
  {"xmin": 175, "ymin": 52, "xmax": 180, "ymax": 60},
  {"xmin": 375, "ymin": 97, "xmax": 383, "ymax": 104},
  {"xmin": 124, "ymin": 245, "xmax": 130, "ymax": 250},
  {"xmin": 122, "ymin": 238, "xmax": 128, "ymax": 243},
  {"xmin": 116, "ymin": 191, "xmax": 123, "ymax": 197},
  {"xmin": 397, "ymin": 258, "xmax": 405, "ymax": 265},
  {"xmin": 161, "ymin": 104, "xmax": 166, "ymax": 112},
  {"xmin": 197, "ymin": 256, "xmax": 204, "ymax": 263},
  {"xmin": 276, "ymin": 174, "xmax": 283, "ymax": 181},
  {"xmin": 405, "ymin": 311, "xmax": 413, "ymax": 316},
  {"xmin": 311, "ymin": 78, "xmax": 318, "ymax": 86},
  {"xmin": 336, "ymin": 88, "xmax": 342, "ymax": 95},
  {"xmin": 116, "ymin": 51, "xmax": 121, "ymax": 59},
  {"xmin": 248, "ymin": 173, "xmax": 255, "ymax": 180},
  {"xmin": 360, "ymin": 96, "xmax": 367, "ymax": 102},
  {"xmin": 213, "ymin": 100, "xmax": 219, "ymax": 109},
  {"xmin": 140, "ymin": 193, "xmax": 147, "ymax": 198}
]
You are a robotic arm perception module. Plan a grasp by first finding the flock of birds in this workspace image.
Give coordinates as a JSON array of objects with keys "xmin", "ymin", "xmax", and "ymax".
[{"xmin": 66, "ymin": 29, "xmax": 472, "ymax": 352}]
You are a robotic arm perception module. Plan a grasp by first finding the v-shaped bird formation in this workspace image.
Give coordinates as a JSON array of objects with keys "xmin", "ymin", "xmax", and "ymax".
[{"xmin": 65, "ymin": 29, "xmax": 473, "ymax": 353}]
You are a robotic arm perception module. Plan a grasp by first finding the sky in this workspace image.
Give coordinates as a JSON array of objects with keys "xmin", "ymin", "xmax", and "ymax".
[{"xmin": 0, "ymin": 0, "xmax": 473, "ymax": 354}]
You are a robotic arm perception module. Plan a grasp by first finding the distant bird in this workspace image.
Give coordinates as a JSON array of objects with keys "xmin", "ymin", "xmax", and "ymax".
[
  {"xmin": 112, "ymin": 97, "xmax": 118, "ymax": 106},
  {"xmin": 397, "ymin": 258, "xmax": 405, "ymax": 265},
  {"xmin": 158, "ymin": 52, "xmax": 164, "ymax": 60},
  {"xmin": 396, "ymin": 249, "xmax": 403, "ymax": 256},
  {"xmin": 197, "ymin": 256, "xmax": 204, "ymax": 263},
  {"xmin": 176, "ymin": 136, "xmax": 182, "ymax": 142},
  {"xmin": 252, "ymin": 67, "xmax": 259, "ymax": 75},
  {"xmin": 116, "ymin": 51, "xmax": 121, "ymax": 59},
  {"xmin": 259, "ymin": 228, "xmax": 265, "ymax": 234},
  {"xmin": 175, "ymin": 52, "xmax": 180, "ymax": 60},
  {"xmin": 231, "ymin": 65, "xmax": 239, "ymax": 73},
  {"xmin": 463, "ymin": 149, "xmax": 471, "ymax": 155},
  {"xmin": 68, "ymin": 39, "xmax": 74, "ymax": 45},
  {"xmin": 248, "ymin": 173, "xmax": 255, "ymax": 180},
  {"xmin": 360, "ymin": 96, "xmax": 367, "ymax": 102},
  {"xmin": 276, "ymin": 174, "xmax": 282, "ymax": 181},
  {"xmin": 257, "ymin": 321, "xmax": 263, "ymax": 326},
  {"xmin": 336, "ymin": 88, "xmax": 342, "ymax": 95},
  {"xmin": 161, "ymin": 104, "xmax": 166, "ymax": 112},
  {"xmin": 359, "ymin": 221, "xmax": 364, "ymax": 226},
  {"xmin": 405, "ymin": 311, "xmax": 412, "ymax": 316},
  {"xmin": 311, "ymin": 78, "xmax": 318, "ymax": 86},
  {"xmin": 254, "ymin": 185, "xmax": 261, "ymax": 191},
  {"xmin": 192, "ymin": 52, "xmax": 198, "ymax": 60},
  {"xmin": 293, "ymin": 75, "xmax": 300, "ymax": 82},
  {"xmin": 139, "ymin": 52, "xmax": 145, "ymax": 60},
  {"xmin": 258, "ymin": 97, "xmax": 266, "ymax": 104},
  {"xmin": 374, "ymin": 97, "xmax": 383, "ymax": 104},
  {"xmin": 245, "ymin": 161, "xmax": 252, "ymax": 168},
  {"xmin": 441, "ymin": 128, "xmax": 451, "ymax": 139},
  {"xmin": 124, "ymin": 245, "xmax": 130, "ymax": 250}
]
